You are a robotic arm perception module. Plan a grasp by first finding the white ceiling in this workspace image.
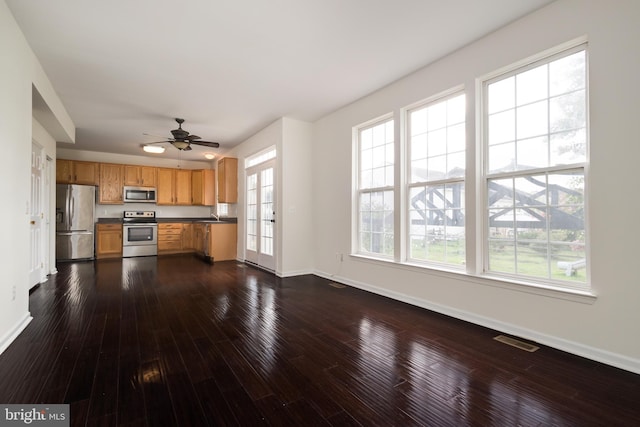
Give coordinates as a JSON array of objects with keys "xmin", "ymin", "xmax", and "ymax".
[{"xmin": 7, "ymin": 0, "xmax": 554, "ymax": 161}]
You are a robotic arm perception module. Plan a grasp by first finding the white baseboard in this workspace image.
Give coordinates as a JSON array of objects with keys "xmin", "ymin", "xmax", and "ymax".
[
  {"xmin": 0, "ymin": 313, "xmax": 33, "ymax": 356},
  {"xmin": 314, "ymin": 270, "xmax": 640, "ymax": 375},
  {"xmin": 277, "ymin": 268, "xmax": 314, "ymax": 278}
]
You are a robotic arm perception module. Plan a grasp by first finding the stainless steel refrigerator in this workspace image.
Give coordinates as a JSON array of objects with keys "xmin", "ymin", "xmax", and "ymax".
[{"xmin": 56, "ymin": 184, "xmax": 96, "ymax": 261}]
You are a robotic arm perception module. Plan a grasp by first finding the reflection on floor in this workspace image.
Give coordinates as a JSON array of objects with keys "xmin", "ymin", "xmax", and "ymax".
[{"xmin": 1, "ymin": 255, "xmax": 639, "ymax": 426}]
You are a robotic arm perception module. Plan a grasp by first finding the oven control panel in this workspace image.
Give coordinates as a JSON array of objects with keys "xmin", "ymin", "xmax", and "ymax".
[{"xmin": 124, "ymin": 211, "xmax": 156, "ymax": 219}]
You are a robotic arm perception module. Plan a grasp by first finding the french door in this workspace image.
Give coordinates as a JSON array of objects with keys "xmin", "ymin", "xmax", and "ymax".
[{"xmin": 245, "ymin": 160, "xmax": 276, "ymax": 271}]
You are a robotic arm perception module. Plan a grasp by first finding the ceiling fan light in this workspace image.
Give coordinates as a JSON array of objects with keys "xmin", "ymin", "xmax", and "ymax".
[
  {"xmin": 173, "ymin": 141, "xmax": 190, "ymax": 150},
  {"xmin": 204, "ymin": 152, "xmax": 215, "ymax": 160},
  {"xmin": 143, "ymin": 145, "xmax": 165, "ymax": 154}
]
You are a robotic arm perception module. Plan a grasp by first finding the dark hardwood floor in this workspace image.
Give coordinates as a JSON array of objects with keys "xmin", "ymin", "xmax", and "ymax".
[{"xmin": 1, "ymin": 255, "xmax": 639, "ymax": 426}]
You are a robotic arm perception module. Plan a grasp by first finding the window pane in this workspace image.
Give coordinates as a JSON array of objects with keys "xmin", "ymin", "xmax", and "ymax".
[
  {"xmin": 488, "ymin": 76, "xmax": 515, "ymax": 114},
  {"xmin": 550, "ymin": 129, "xmax": 586, "ymax": 165},
  {"xmin": 447, "ymin": 95, "xmax": 466, "ymax": 125},
  {"xmin": 409, "ymin": 93, "xmax": 465, "ymax": 187},
  {"xmin": 550, "ymin": 50, "xmax": 586, "ymax": 96},
  {"xmin": 447, "ymin": 152, "xmax": 465, "ymax": 179},
  {"xmin": 516, "ymin": 136, "xmax": 548, "ymax": 170},
  {"xmin": 487, "ymin": 170, "xmax": 585, "ymax": 283},
  {"xmin": 427, "ymin": 128, "xmax": 447, "ymax": 156},
  {"xmin": 427, "ymin": 155, "xmax": 446, "ymax": 181},
  {"xmin": 428, "ymin": 102, "xmax": 447, "ymax": 130},
  {"xmin": 411, "ymin": 109, "xmax": 427, "ymax": 135},
  {"xmin": 488, "ymin": 240, "xmax": 516, "ymax": 274},
  {"xmin": 360, "ymin": 118, "xmax": 394, "ymax": 190},
  {"xmin": 517, "ymin": 100, "xmax": 548, "ymax": 139},
  {"xmin": 408, "ymin": 183, "xmax": 465, "ymax": 266},
  {"xmin": 488, "ymin": 142, "xmax": 515, "ymax": 173},
  {"xmin": 448, "ymin": 123, "xmax": 465, "ymax": 153},
  {"xmin": 488, "ymin": 110, "xmax": 515, "ymax": 145},
  {"xmin": 516, "ymin": 64, "xmax": 548, "ymax": 106},
  {"xmin": 411, "ymin": 159, "xmax": 427, "ymax": 183},
  {"xmin": 550, "ymin": 90, "xmax": 586, "ymax": 133},
  {"xmin": 359, "ymin": 189, "xmax": 393, "ymax": 256}
]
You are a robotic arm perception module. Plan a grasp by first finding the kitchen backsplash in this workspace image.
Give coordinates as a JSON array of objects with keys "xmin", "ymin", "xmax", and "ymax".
[{"xmin": 97, "ymin": 202, "xmax": 213, "ymax": 219}]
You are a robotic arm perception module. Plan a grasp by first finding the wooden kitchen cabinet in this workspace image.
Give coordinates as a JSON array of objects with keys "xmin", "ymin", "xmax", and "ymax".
[
  {"xmin": 192, "ymin": 169, "xmax": 215, "ymax": 206},
  {"xmin": 157, "ymin": 168, "xmax": 192, "ymax": 205},
  {"xmin": 96, "ymin": 223, "xmax": 122, "ymax": 259},
  {"xmin": 56, "ymin": 159, "xmax": 99, "ymax": 185},
  {"xmin": 217, "ymin": 157, "xmax": 238, "ymax": 203},
  {"xmin": 208, "ymin": 223, "xmax": 237, "ymax": 262},
  {"xmin": 98, "ymin": 163, "xmax": 124, "ymax": 204},
  {"xmin": 182, "ymin": 223, "xmax": 193, "ymax": 250},
  {"xmin": 158, "ymin": 222, "xmax": 192, "ymax": 254},
  {"xmin": 192, "ymin": 223, "xmax": 205, "ymax": 254},
  {"xmin": 124, "ymin": 165, "xmax": 156, "ymax": 187}
]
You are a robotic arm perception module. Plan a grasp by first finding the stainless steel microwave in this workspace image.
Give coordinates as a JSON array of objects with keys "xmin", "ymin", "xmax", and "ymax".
[{"xmin": 123, "ymin": 186, "xmax": 157, "ymax": 203}]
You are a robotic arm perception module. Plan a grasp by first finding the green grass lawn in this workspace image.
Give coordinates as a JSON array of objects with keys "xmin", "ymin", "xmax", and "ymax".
[{"xmin": 411, "ymin": 239, "xmax": 586, "ymax": 283}]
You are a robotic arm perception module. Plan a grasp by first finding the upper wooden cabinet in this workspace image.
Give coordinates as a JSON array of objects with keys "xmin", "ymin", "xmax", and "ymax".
[
  {"xmin": 157, "ymin": 168, "xmax": 192, "ymax": 205},
  {"xmin": 56, "ymin": 160, "xmax": 98, "ymax": 185},
  {"xmin": 192, "ymin": 169, "xmax": 215, "ymax": 206},
  {"xmin": 124, "ymin": 165, "xmax": 156, "ymax": 187},
  {"xmin": 98, "ymin": 163, "xmax": 124, "ymax": 204},
  {"xmin": 217, "ymin": 157, "xmax": 238, "ymax": 203}
]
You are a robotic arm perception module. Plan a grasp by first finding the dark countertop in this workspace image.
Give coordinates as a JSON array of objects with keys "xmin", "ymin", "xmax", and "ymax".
[{"xmin": 96, "ymin": 217, "xmax": 237, "ymax": 224}]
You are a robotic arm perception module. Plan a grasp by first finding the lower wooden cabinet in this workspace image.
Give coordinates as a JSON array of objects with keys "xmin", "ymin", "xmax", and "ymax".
[
  {"xmin": 158, "ymin": 223, "xmax": 183, "ymax": 253},
  {"xmin": 208, "ymin": 223, "xmax": 237, "ymax": 262},
  {"xmin": 96, "ymin": 223, "xmax": 122, "ymax": 259},
  {"xmin": 158, "ymin": 223, "xmax": 194, "ymax": 254}
]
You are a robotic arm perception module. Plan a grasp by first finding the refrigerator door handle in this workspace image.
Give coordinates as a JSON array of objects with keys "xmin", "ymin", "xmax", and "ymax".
[
  {"xmin": 65, "ymin": 186, "xmax": 71, "ymax": 230},
  {"xmin": 69, "ymin": 193, "xmax": 75, "ymax": 225},
  {"xmin": 57, "ymin": 231, "xmax": 93, "ymax": 236}
]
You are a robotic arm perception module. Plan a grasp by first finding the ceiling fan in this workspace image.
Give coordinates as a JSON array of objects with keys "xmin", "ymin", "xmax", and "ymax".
[{"xmin": 144, "ymin": 118, "xmax": 220, "ymax": 151}]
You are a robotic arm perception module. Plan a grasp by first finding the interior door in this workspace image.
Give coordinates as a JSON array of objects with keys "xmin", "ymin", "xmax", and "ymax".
[
  {"xmin": 29, "ymin": 142, "xmax": 45, "ymax": 287},
  {"xmin": 245, "ymin": 160, "xmax": 276, "ymax": 271}
]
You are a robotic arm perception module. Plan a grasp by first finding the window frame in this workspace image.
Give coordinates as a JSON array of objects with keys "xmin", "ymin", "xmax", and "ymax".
[
  {"xmin": 353, "ymin": 114, "xmax": 395, "ymax": 259},
  {"xmin": 479, "ymin": 42, "xmax": 590, "ymax": 291},
  {"xmin": 405, "ymin": 89, "xmax": 467, "ymax": 269}
]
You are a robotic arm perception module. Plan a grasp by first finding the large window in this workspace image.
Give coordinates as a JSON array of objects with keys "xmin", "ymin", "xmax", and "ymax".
[
  {"xmin": 351, "ymin": 41, "xmax": 589, "ymax": 293},
  {"xmin": 408, "ymin": 93, "xmax": 466, "ymax": 267},
  {"xmin": 484, "ymin": 46, "xmax": 587, "ymax": 285},
  {"xmin": 356, "ymin": 118, "xmax": 395, "ymax": 257}
]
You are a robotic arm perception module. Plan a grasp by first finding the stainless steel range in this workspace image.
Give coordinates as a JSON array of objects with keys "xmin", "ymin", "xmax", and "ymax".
[{"xmin": 122, "ymin": 211, "xmax": 158, "ymax": 257}]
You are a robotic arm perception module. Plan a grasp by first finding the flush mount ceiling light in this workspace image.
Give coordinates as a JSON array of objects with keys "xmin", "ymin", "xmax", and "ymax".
[
  {"xmin": 143, "ymin": 144, "xmax": 165, "ymax": 154},
  {"xmin": 204, "ymin": 152, "xmax": 215, "ymax": 160}
]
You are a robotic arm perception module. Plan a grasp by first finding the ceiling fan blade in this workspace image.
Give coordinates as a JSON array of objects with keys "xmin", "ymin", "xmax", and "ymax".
[
  {"xmin": 145, "ymin": 141, "xmax": 171, "ymax": 145},
  {"xmin": 186, "ymin": 134, "xmax": 201, "ymax": 141},
  {"xmin": 190, "ymin": 140, "xmax": 220, "ymax": 148},
  {"xmin": 184, "ymin": 145, "xmax": 193, "ymax": 151},
  {"xmin": 143, "ymin": 132, "xmax": 172, "ymax": 139}
]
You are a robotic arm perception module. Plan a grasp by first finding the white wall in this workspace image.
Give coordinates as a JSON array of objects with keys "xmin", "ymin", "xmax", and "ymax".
[
  {"xmin": 312, "ymin": 0, "xmax": 640, "ymax": 373},
  {"xmin": 280, "ymin": 118, "xmax": 313, "ymax": 276},
  {"xmin": 0, "ymin": 1, "xmax": 74, "ymax": 354},
  {"xmin": 225, "ymin": 117, "xmax": 314, "ymax": 276}
]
